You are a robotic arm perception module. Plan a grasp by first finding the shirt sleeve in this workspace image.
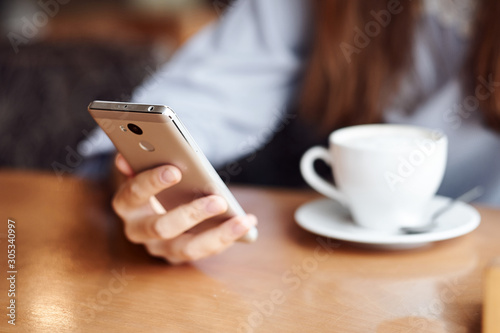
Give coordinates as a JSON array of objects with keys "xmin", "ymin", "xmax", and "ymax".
[{"xmin": 130, "ymin": 0, "xmax": 311, "ymax": 167}]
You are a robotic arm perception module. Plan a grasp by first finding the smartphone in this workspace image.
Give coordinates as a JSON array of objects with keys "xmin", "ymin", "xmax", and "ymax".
[{"xmin": 88, "ymin": 100, "xmax": 257, "ymax": 243}]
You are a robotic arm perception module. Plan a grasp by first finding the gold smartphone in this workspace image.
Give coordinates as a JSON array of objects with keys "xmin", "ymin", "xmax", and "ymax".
[{"xmin": 88, "ymin": 100, "xmax": 257, "ymax": 243}]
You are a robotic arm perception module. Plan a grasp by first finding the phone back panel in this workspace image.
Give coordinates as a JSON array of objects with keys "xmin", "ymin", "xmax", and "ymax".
[{"xmin": 88, "ymin": 104, "xmax": 245, "ymax": 224}]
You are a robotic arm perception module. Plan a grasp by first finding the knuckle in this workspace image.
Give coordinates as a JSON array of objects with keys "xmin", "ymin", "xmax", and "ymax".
[
  {"xmin": 179, "ymin": 240, "xmax": 204, "ymax": 262},
  {"xmin": 144, "ymin": 240, "xmax": 182, "ymax": 263},
  {"xmin": 122, "ymin": 171, "xmax": 167, "ymax": 205},
  {"xmin": 126, "ymin": 182, "xmax": 143, "ymax": 202},
  {"xmin": 186, "ymin": 208, "xmax": 205, "ymax": 223},
  {"xmin": 180, "ymin": 246, "xmax": 200, "ymax": 262},
  {"xmin": 218, "ymin": 231, "xmax": 235, "ymax": 247},
  {"xmin": 145, "ymin": 243, "xmax": 163, "ymax": 258},
  {"xmin": 150, "ymin": 219, "xmax": 170, "ymax": 239},
  {"xmin": 183, "ymin": 204, "xmax": 209, "ymax": 223},
  {"xmin": 172, "ymin": 196, "xmax": 223, "ymax": 227},
  {"xmin": 165, "ymin": 255, "xmax": 185, "ymax": 265},
  {"xmin": 123, "ymin": 225, "xmax": 142, "ymax": 244}
]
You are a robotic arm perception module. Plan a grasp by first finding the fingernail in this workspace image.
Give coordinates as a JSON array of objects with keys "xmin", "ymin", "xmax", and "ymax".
[
  {"xmin": 232, "ymin": 215, "xmax": 256, "ymax": 236},
  {"xmin": 204, "ymin": 196, "xmax": 227, "ymax": 214},
  {"xmin": 161, "ymin": 167, "xmax": 179, "ymax": 184}
]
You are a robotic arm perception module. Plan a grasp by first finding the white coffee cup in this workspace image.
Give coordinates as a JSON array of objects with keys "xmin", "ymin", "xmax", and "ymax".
[{"xmin": 300, "ymin": 124, "xmax": 448, "ymax": 231}]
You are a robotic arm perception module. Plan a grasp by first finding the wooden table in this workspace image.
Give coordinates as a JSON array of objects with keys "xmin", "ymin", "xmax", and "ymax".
[{"xmin": 1, "ymin": 171, "xmax": 499, "ymax": 332}]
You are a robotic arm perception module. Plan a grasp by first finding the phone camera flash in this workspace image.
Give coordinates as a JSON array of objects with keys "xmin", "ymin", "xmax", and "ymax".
[{"xmin": 120, "ymin": 125, "xmax": 128, "ymax": 132}]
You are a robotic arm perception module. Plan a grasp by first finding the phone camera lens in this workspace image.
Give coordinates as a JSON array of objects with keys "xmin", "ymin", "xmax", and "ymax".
[{"xmin": 127, "ymin": 123, "xmax": 143, "ymax": 135}]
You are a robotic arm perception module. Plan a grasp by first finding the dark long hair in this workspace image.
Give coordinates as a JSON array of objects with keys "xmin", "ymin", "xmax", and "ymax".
[{"xmin": 299, "ymin": 0, "xmax": 500, "ymax": 134}]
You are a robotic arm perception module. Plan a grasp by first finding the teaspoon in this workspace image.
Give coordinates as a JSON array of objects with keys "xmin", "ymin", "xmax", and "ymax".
[{"xmin": 400, "ymin": 186, "xmax": 484, "ymax": 234}]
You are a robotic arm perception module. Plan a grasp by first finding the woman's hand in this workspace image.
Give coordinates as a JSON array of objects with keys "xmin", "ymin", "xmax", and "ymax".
[{"xmin": 112, "ymin": 153, "xmax": 257, "ymax": 264}]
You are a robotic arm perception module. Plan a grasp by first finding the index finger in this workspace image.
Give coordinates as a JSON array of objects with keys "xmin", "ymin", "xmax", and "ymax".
[{"xmin": 114, "ymin": 164, "xmax": 182, "ymax": 210}]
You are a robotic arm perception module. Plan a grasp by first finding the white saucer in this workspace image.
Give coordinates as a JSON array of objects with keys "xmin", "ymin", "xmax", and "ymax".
[{"xmin": 294, "ymin": 196, "xmax": 481, "ymax": 248}]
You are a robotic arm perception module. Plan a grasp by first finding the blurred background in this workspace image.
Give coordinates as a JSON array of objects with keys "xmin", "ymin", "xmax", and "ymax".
[
  {"xmin": 0, "ymin": 0, "xmax": 221, "ymax": 172},
  {"xmin": 0, "ymin": 0, "xmax": 320, "ymax": 187}
]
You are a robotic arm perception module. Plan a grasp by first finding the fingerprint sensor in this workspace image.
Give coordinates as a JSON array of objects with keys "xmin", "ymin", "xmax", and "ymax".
[{"xmin": 139, "ymin": 141, "xmax": 155, "ymax": 152}]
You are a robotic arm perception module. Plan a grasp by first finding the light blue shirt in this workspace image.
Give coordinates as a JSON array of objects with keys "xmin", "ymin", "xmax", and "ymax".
[{"xmin": 81, "ymin": 0, "xmax": 500, "ymax": 206}]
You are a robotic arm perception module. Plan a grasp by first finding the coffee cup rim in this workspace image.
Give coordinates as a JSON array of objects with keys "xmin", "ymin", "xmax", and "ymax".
[{"xmin": 328, "ymin": 124, "xmax": 447, "ymax": 149}]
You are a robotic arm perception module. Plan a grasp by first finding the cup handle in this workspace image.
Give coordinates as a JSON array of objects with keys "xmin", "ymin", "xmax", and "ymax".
[{"xmin": 300, "ymin": 146, "xmax": 347, "ymax": 206}]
